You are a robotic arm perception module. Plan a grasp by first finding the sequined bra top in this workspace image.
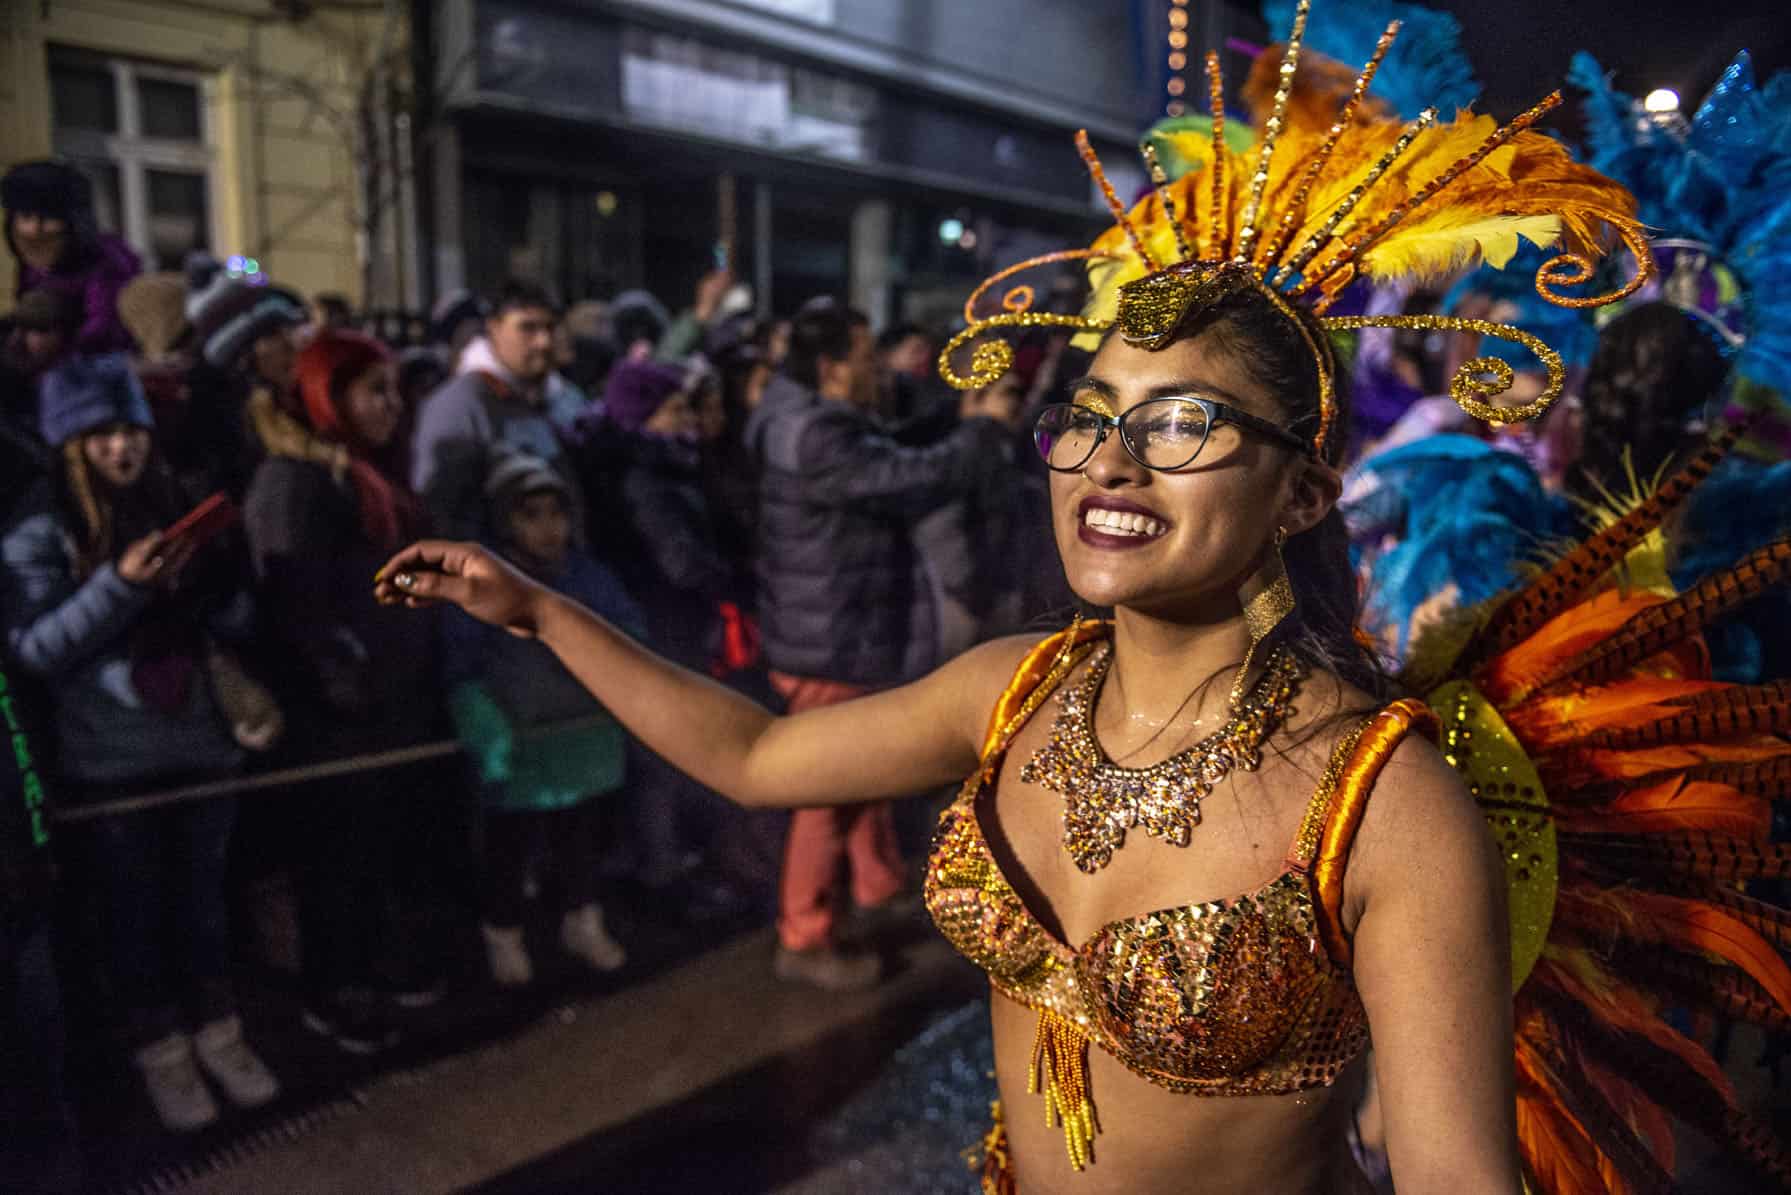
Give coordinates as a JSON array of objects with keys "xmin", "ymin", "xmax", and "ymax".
[{"xmin": 924, "ymin": 625, "xmax": 1437, "ymax": 1168}]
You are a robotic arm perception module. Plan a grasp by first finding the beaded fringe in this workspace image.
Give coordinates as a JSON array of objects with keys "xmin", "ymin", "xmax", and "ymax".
[
  {"xmin": 1029, "ymin": 1009, "xmax": 1099, "ymax": 1170},
  {"xmin": 971, "ymin": 1100, "xmax": 1018, "ymax": 1195}
]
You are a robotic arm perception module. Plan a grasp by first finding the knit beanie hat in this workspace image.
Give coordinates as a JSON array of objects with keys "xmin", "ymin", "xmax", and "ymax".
[
  {"xmin": 608, "ymin": 289, "xmax": 670, "ymax": 349},
  {"xmin": 185, "ymin": 255, "xmax": 306, "ymax": 368},
  {"xmin": 295, "ymin": 330, "xmax": 390, "ymax": 442},
  {"xmin": 602, "ymin": 358, "xmax": 687, "ymax": 432},
  {"xmin": 484, "ymin": 450, "xmax": 570, "ymax": 519},
  {"xmin": 428, "ymin": 288, "xmax": 489, "ymax": 345},
  {"xmin": 38, "ymin": 353, "xmax": 154, "ymax": 446},
  {"xmin": 2, "ymin": 160, "xmax": 93, "ymax": 222},
  {"xmin": 117, "ymin": 272, "xmax": 192, "ymax": 359}
]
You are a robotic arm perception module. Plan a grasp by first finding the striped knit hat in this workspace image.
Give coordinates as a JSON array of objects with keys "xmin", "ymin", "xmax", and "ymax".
[{"xmin": 185, "ymin": 255, "xmax": 306, "ymax": 369}]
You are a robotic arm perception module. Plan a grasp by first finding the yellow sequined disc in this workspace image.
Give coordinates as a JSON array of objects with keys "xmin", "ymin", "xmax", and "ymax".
[{"xmin": 1427, "ymin": 680, "xmax": 1557, "ymax": 991}]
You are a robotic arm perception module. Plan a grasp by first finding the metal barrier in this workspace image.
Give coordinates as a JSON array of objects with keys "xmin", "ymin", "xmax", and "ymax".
[{"xmin": 49, "ymin": 715, "xmax": 614, "ymax": 824}]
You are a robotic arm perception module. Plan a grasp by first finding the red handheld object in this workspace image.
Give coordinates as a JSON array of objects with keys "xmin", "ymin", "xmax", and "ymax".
[{"xmin": 163, "ymin": 492, "xmax": 240, "ymax": 549}]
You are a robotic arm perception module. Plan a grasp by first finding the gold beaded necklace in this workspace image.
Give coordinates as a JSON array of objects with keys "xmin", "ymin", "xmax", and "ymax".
[{"xmin": 1019, "ymin": 643, "xmax": 1305, "ymax": 873}]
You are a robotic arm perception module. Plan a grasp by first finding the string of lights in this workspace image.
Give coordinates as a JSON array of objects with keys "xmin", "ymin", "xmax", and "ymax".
[{"xmin": 1166, "ymin": 0, "xmax": 1190, "ymax": 115}]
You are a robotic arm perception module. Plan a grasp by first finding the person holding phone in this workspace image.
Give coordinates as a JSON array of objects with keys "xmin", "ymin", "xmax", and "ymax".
[{"xmin": 1, "ymin": 354, "xmax": 280, "ymax": 1134}]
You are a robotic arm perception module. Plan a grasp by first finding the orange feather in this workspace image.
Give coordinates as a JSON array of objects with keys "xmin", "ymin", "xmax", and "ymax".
[
  {"xmin": 1531, "ymin": 952, "xmax": 1735, "ymax": 1099},
  {"xmin": 1554, "ymin": 777, "xmax": 1769, "ymax": 837},
  {"xmin": 1480, "ymin": 589, "xmax": 1663, "ymax": 705},
  {"xmin": 1554, "ymin": 888, "xmax": 1791, "ymax": 1014},
  {"xmin": 1507, "ymin": 677, "xmax": 1725, "ymax": 754},
  {"xmin": 1473, "ymin": 425, "xmax": 1742, "ymax": 661},
  {"xmin": 1533, "ymin": 541, "xmax": 1791, "ymax": 695},
  {"xmin": 1515, "ymin": 1039, "xmax": 1612, "ymax": 1195}
]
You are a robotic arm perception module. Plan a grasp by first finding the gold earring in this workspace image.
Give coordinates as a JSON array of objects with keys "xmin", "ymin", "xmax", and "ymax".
[{"xmin": 1231, "ymin": 527, "xmax": 1294, "ymax": 709}]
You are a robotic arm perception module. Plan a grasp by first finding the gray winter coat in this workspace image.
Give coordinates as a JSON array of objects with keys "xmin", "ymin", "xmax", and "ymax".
[
  {"xmin": 743, "ymin": 374, "xmax": 1007, "ymax": 687},
  {"xmin": 411, "ymin": 371, "xmax": 582, "ymax": 542}
]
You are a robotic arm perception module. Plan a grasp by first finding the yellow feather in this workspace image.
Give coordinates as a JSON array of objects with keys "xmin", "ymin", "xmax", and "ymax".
[
  {"xmin": 1068, "ymin": 44, "xmax": 1640, "ymax": 345},
  {"xmin": 1269, "ymin": 115, "xmax": 1502, "ymax": 276},
  {"xmin": 1360, "ymin": 212, "xmax": 1562, "ymax": 281}
]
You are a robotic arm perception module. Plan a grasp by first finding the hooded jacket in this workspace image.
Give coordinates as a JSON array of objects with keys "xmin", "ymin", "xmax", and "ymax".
[
  {"xmin": 410, "ymin": 336, "xmax": 582, "ymax": 541},
  {"xmin": 243, "ymin": 367, "xmax": 438, "ymax": 759},
  {"xmin": 16, "ymin": 233, "xmax": 141, "ymax": 357}
]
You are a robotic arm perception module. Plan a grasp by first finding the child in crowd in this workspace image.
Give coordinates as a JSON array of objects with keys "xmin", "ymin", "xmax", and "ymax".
[
  {"xmin": 0, "ymin": 354, "xmax": 281, "ymax": 1133},
  {"xmin": 444, "ymin": 452, "xmax": 642, "ymax": 985}
]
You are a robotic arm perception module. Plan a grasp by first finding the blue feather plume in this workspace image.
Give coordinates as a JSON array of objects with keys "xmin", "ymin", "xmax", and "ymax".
[
  {"xmin": 1345, "ymin": 436, "xmax": 1571, "ymax": 656},
  {"xmin": 1263, "ymin": 0, "xmax": 1478, "ymax": 121},
  {"xmin": 1571, "ymin": 50, "xmax": 1791, "ymax": 397},
  {"xmin": 1443, "ymin": 242, "xmax": 1600, "ymax": 371}
]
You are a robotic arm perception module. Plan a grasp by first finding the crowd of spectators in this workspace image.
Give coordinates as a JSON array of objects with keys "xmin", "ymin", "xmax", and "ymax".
[
  {"xmin": 13, "ymin": 143, "xmax": 1783, "ymax": 1189},
  {"xmin": 0, "ymin": 157, "xmax": 1065, "ymax": 1182}
]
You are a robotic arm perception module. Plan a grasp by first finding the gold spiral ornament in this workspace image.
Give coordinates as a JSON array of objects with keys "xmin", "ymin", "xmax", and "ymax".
[
  {"xmin": 1323, "ymin": 315, "xmax": 1565, "ymax": 424},
  {"xmin": 961, "ymin": 249, "xmax": 1109, "ymax": 325},
  {"xmin": 1533, "ymin": 218, "xmax": 1655, "ymax": 308},
  {"xmin": 939, "ymin": 312, "xmax": 1106, "ymax": 391}
]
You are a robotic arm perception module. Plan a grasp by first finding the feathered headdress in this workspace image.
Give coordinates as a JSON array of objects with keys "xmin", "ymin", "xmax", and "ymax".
[
  {"xmin": 939, "ymin": 0, "xmax": 1653, "ymax": 461},
  {"xmin": 1263, "ymin": 0, "xmax": 1478, "ymax": 122},
  {"xmin": 1570, "ymin": 49, "xmax": 1791, "ymax": 454}
]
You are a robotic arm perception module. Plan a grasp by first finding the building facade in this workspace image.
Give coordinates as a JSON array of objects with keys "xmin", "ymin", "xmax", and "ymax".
[
  {"xmin": 1, "ymin": 0, "xmax": 417, "ymax": 309},
  {"xmin": 420, "ymin": 0, "xmax": 1190, "ymax": 325}
]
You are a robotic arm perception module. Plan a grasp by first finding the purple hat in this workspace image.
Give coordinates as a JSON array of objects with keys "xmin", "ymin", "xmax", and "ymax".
[
  {"xmin": 39, "ymin": 353, "xmax": 154, "ymax": 446},
  {"xmin": 602, "ymin": 358, "xmax": 687, "ymax": 432}
]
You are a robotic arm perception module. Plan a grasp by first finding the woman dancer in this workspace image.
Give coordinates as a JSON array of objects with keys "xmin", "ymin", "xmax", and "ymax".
[{"xmin": 375, "ymin": 5, "xmax": 1673, "ymax": 1189}]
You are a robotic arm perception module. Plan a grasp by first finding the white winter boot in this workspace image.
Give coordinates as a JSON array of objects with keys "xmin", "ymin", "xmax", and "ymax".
[
  {"xmin": 133, "ymin": 1032, "xmax": 219, "ymax": 1132},
  {"xmin": 193, "ymin": 1015, "xmax": 280, "ymax": 1108},
  {"xmin": 481, "ymin": 923, "xmax": 534, "ymax": 986},
  {"xmin": 560, "ymin": 903, "xmax": 626, "ymax": 972}
]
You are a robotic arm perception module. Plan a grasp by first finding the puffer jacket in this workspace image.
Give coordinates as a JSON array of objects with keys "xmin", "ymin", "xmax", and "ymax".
[
  {"xmin": 1, "ymin": 482, "xmax": 247, "ymax": 788},
  {"xmin": 743, "ymin": 373, "xmax": 1007, "ymax": 687}
]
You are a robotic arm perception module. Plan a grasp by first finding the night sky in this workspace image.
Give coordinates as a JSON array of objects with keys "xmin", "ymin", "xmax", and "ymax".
[{"xmin": 1425, "ymin": 0, "xmax": 1787, "ymax": 124}]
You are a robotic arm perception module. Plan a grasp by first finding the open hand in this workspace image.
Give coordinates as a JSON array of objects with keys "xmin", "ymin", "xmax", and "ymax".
[
  {"xmin": 374, "ymin": 541, "xmax": 550, "ymax": 638},
  {"xmin": 693, "ymin": 268, "xmax": 737, "ymax": 323}
]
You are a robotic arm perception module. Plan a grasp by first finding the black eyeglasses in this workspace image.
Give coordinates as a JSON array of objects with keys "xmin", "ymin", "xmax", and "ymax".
[{"xmin": 1033, "ymin": 397, "xmax": 1311, "ymax": 473}]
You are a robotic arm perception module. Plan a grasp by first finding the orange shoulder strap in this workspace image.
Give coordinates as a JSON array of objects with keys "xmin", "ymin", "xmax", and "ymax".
[
  {"xmin": 977, "ymin": 620, "xmax": 1109, "ymax": 764},
  {"xmin": 1297, "ymin": 697, "xmax": 1440, "ymax": 968}
]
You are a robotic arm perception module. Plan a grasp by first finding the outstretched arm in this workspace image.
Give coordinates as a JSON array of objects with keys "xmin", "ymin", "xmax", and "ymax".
[
  {"xmin": 1348, "ymin": 737, "xmax": 1523, "ymax": 1195},
  {"xmin": 376, "ymin": 540, "xmax": 1022, "ymax": 808}
]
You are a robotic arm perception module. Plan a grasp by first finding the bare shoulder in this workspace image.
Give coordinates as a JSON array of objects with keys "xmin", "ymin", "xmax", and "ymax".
[
  {"xmin": 920, "ymin": 631, "xmax": 1056, "ymax": 750},
  {"xmin": 1347, "ymin": 715, "xmax": 1500, "ymax": 917},
  {"xmin": 942, "ymin": 632, "xmax": 1054, "ymax": 709},
  {"xmin": 1267, "ymin": 670, "xmax": 1379, "ymax": 781}
]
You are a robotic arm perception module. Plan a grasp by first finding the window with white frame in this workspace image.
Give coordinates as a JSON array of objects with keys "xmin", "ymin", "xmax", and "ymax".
[{"xmin": 48, "ymin": 47, "xmax": 216, "ymax": 271}]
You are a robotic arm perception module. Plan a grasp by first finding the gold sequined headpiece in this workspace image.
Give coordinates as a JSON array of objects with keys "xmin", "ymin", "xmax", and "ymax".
[{"xmin": 938, "ymin": 0, "xmax": 1654, "ymax": 459}]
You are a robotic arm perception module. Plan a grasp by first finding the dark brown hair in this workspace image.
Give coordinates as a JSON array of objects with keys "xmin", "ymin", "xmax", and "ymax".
[
  {"xmin": 54, "ymin": 436, "xmax": 183, "ymax": 580},
  {"xmin": 1577, "ymin": 301, "xmax": 1728, "ymax": 498},
  {"xmin": 1175, "ymin": 287, "xmax": 1397, "ymax": 708}
]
